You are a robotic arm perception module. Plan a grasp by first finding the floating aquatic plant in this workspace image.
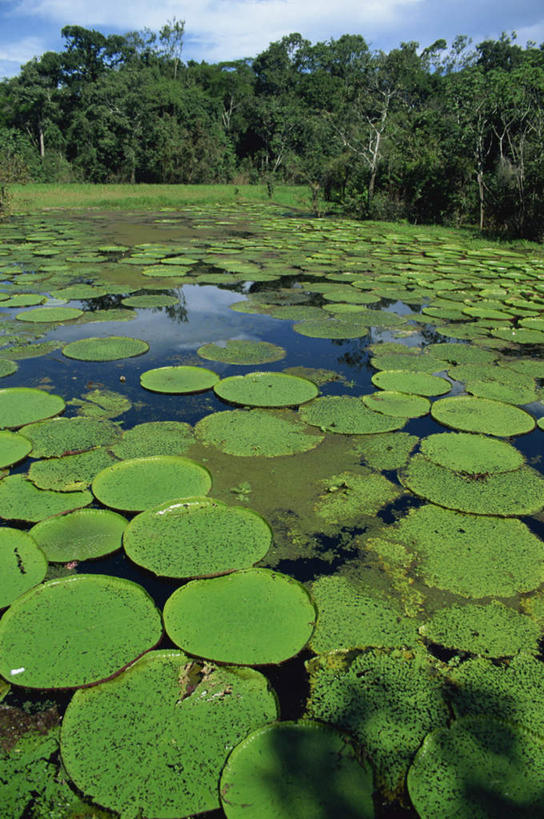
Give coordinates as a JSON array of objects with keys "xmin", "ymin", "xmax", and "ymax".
[
  {"xmin": 30, "ymin": 508, "xmax": 128, "ymax": 562},
  {"xmin": 0, "ymin": 527, "xmax": 47, "ymax": 608},
  {"xmin": 62, "ymin": 336, "xmax": 149, "ymax": 361},
  {"xmin": 140, "ymin": 364, "xmax": 219, "ymax": 393},
  {"xmin": 214, "ymin": 371, "xmax": 318, "ymax": 408}
]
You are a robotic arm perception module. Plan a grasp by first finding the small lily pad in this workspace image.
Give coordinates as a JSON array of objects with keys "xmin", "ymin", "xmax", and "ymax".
[
  {"xmin": 62, "ymin": 336, "xmax": 149, "ymax": 361},
  {"xmin": 0, "ymin": 474, "xmax": 92, "ymax": 521},
  {"xmin": 300, "ymin": 396, "xmax": 405, "ymax": 434},
  {"xmin": 195, "ymin": 409, "xmax": 324, "ymax": 456},
  {"xmin": 0, "ymin": 430, "xmax": 32, "ymax": 467},
  {"xmin": 92, "ymin": 455, "xmax": 212, "ymax": 511},
  {"xmin": 0, "ymin": 527, "xmax": 47, "ymax": 609},
  {"xmin": 214, "ymin": 372, "xmax": 318, "ymax": 408},
  {"xmin": 140, "ymin": 365, "xmax": 219, "ymax": 394},
  {"xmin": 28, "ymin": 447, "xmax": 117, "ymax": 491},
  {"xmin": 0, "ymin": 575, "xmax": 162, "ymax": 688},
  {"xmin": 16, "ymin": 306, "xmax": 83, "ymax": 322},
  {"xmin": 219, "ymin": 721, "xmax": 375, "ymax": 819},
  {"xmin": 0, "ymin": 388, "xmax": 65, "ymax": 429},
  {"xmin": 371, "ymin": 370, "xmax": 451, "ymax": 397},
  {"xmin": 60, "ymin": 651, "xmax": 278, "ymax": 817},
  {"xmin": 124, "ymin": 497, "xmax": 272, "ymax": 578},
  {"xmin": 111, "ymin": 421, "xmax": 194, "ymax": 459},
  {"xmin": 70, "ymin": 388, "xmax": 131, "ymax": 419},
  {"xmin": 30, "ymin": 508, "xmax": 128, "ymax": 562},
  {"xmin": 363, "ymin": 390, "xmax": 430, "ymax": 417},
  {"xmin": 197, "ymin": 339, "xmax": 286, "ymax": 365},
  {"xmin": 431, "ymin": 396, "xmax": 535, "ymax": 436},
  {"xmin": 20, "ymin": 417, "xmax": 121, "ymax": 458},
  {"xmin": 419, "ymin": 432, "xmax": 524, "ymax": 474},
  {"xmin": 163, "ymin": 568, "xmax": 316, "ymax": 665},
  {"xmin": 0, "ymin": 359, "xmax": 17, "ymax": 378}
]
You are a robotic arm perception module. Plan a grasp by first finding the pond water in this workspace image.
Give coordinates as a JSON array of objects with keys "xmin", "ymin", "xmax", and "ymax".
[{"xmin": 2, "ymin": 204, "xmax": 544, "ymax": 817}]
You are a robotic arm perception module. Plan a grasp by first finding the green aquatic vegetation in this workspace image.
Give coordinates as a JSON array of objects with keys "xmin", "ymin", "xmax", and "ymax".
[
  {"xmin": 371, "ymin": 369, "xmax": 451, "ymax": 397},
  {"xmin": 0, "ymin": 474, "xmax": 92, "ymax": 521},
  {"xmin": 300, "ymin": 396, "xmax": 406, "ymax": 434},
  {"xmin": 0, "ymin": 727, "xmax": 59, "ymax": 817},
  {"xmin": 219, "ymin": 721, "xmax": 375, "ymax": 819},
  {"xmin": 283, "ymin": 366, "xmax": 348, "ymax": 386},
  {"xmin": 214, "ymin": 371, "xmax": 318, "ymax": 408},
  {"xmin": 425, "ymin": 343, "xmax": 496, "ymax": 364},
  {"xmin": 80, "ymin": 307, "xmax": 136, "ymax": 323},
  {"xmin": 19, "ymin": 416, "xmax": 122, "ymax": 457},
  {"xmin": 363, "ymin": 390, "xmax": 430, "ymax": 417},
  {"xmin": 315, "ymin": 469, "xmax": 402, "ymax": 524},
  {"xmin": 492, "ymin": 326, "xmax": 544, "ymax": 344},
  {"xmin": 370, "ymin": 352, "xmax": 448, "ymax": 374},
  {"xmin": 419, "ymin": 601, "xmax": 540, "ymax": 657},
  {"xmin": 197, "ymin": 339, "xmax": 286, "ymax": 365},
  {"xmin": 2, "ymin": 293, "xmax": 46, "ymax": 307},
  {"xmin": 1, "ymin": 341, "xmax": 60, "ymax": 359},
  {"xmin": 30, "ymin": 508, "xmax": 128, "ymax": 562},
  {"xmin": 388, "ymin": 504, "xmax": 544, "ymax": 597},
  {"xmin": 351, "ymin": 431, "xmax": 419, "ymax": 470},
  {"xmin": 0, "ymin": 430, "xmax": 32, "ymax": 466},
  {"xmin": 140, "ymin": 364, "xmax": 219, "ymax": 393},
  {"xmin": 0, "ymin": 527, "xmax": 47, "ymax": 608},
  {"xmin": 419, "ymin": 432, "xmax": 524, "ymax": 474},
  {"xmin": 0, "ymin": 359, "xmax": 17, "ymax": 377},
  {"xmin": 407, "ymin": 716, "xmax": 544, "ymax": 818},
  {"xmin": 62, "ymin": 335, "xmax": 149, "ymax": 361},
  {"xmin": 501, "ymin": 358, "xmax": 544, "ymax": 378},
  {"xmin": 163, "ymin": 568, "xmax": 316, "ymax": 665},
  {"xmin": 195, "ymin": 408, "xmax": 324, "ymax": 456},
  {"xmin": 120, "ymin": 294, "xmax": 179, "ymax": 308},
  {"xmin": 431, "ymin": 395, "xmax": 535, "ymax": 436},
  {"xmin": 124, "ymin": 496, "xmax": 272, "ymax": 578},
  {"xmin": 306, "ymin": 648, "xmax": 448, "ymax": 799},
  {"xmin": 0, "ymin": 387, "xmax": 65, "ymax": 429},
  {"xmin": 310, "ymin": 575, "xmax": 418, "ymax": 653},
  {"xmin": 28, "ymin": 447, "xmax": 117, "ymax": 491},
  {"xmin": 0, "ymin": 575, "xmax": 162, "ymax": 688},
  {"xmin": 401, "ymin": 454, "xmax": 544, "ymax": 516},
  {"xmin": 465, "ymin": 378, "xmax": 538, "ymax": 405},
  {"xmin": 92, "ymin": 455, "xmax": 212, "ymax": 511},
  {"xmin": 293, "ymin": 318, "xmax": 368, "ymax": 338},
  {"xmin": 16, "ymin": 306, "xmax": 83, "ymax": 323},
  {"xmin": 112, "ymin": 420, "xmax": 194, "ymax": 459},
  {"xmin": 61, "ymin": 650, "xmax": 278, "ymax": 818},
  {"xmin": 69, "ymin": 387, "xmax": 131, "ymax": 419},
  {"xmin": 267, "ymin": 305, "xmax": 330, "ymax": 320}
]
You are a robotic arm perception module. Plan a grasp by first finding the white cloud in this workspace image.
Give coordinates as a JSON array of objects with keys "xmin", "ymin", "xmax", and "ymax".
[
  {"xmin": 0, "ymin": 35, "xmax": 45, "ymax": 64},
  {"xmin": 14, "ymin": 0, "xmax": 423, "ymax": 60},
  {"xmin": 515, "ymin": 19, "xmax": 544, "ymax": 46}
]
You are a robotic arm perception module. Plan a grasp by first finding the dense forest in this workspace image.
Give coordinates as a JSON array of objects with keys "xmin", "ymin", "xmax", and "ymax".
[{"xmin": 1, "ymin": 22, "xmax": 544, "ymax": 238}]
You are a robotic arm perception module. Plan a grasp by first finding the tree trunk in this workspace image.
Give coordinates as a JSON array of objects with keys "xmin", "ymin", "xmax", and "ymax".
[
  {"xmin": 39, "ymin": 126, "xmax": 45, "ymax": 159},
  {"xmin": 477, "ymin": 170, "xmax": 485, "ymax": 231}
]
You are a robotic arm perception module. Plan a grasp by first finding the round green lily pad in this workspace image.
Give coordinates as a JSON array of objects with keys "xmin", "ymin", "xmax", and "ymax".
[
  {"xmin": 0, "ymin": 474, "xmax": 92, "ymax": 521},
  {"xmin": 140, "ymin": 365, "xmax": 219, "ymax": 394},
  {"xmin": 420, "ymin": 601, "xmax": 540, "ymax": 657},
  {"xmin": 16, "ymin": 306, "xmax": 83, "ymax": 322},
  {"xmin": 111, "ymin": 421, "xmax": 194, "ymax": 459},
  {"xmin": 300, "ymin": 396, "xmax": 405, "ymax": 434},
  {"xmin": 19, "ymin": 416, "xmax": 121, "ymax": 458},
  {"xmin": 0, "ymin": 430, "xmax": 32, "ymax": 467},
  {"xmin": 0, "ymin": 575, "xmax": 162, "ymax": 688},
  {"xmin": 121, "ymin": 294, "xmax": 179, "ymax": 308},
  {"xmin": 0, "ymin": 388, "xmax": 65, "ymax": 429},
  {"xmin": 62, "ymin": 336, "xmax": 149, "ymax": 361},
  {"xmin": 2, "ymin": 293, "xmax": 45, "ymax": 307},
  {"xmin": 197, "ymin": 339, "xmax": 286, "ymax": 365},
  {"xmin": 92, "ymin": 455, "xmax": 212, "ymax": 512},
  {"xmin": 214, "ymin": 372, "xmax": 318, "ymax": 408},
  {"xmin": 407, "ymin": 717, "xmax": 544, "ymax": 818},
  {"xmin": 163, "ymin": 568, "xmax": 316, "ymax": 665},
  {"xmin": 401, "ymin": 455, "xmax": 544, "ymax": 516},
  {"xmin": 371, "ymin": 370, "xmax": 451, "ymax": 397},
  {"xmin": 124, "ymin": 497, "xmax": 272, "ymax": 578},
  {"xmin": 30, "ymin": 508, "xmax": 128, "ymax": 562},
  {"xmin": 391, "ymin": 504, "xmax": 544, "ymax": 597},
  {"xmin": 220, "ymin": 721, "xmax": 375, "ymax": 819},
  {"xmin": 363, "ymin": 390, "xmax": 430, "ymax": 417},
  {"xmin": 426, "ymin": 343, "xmax": 496, "ymax": 364},
  {"xmin": 293, "ymin": 318, "xmax": 368, "ymax": 339},
  {"xmin": 492, "ymin": 327, "xmax": 544, "ymax": 344},
  {"xmin": 420, "ymin": 432, "xmax": 524, "ymax": 474},
  {"xmin": 0, "ymin": 359, "xmax": 17, "ymax": 378},
  {"xmin": 371, "ymin": 352, "xmax": 448, "ymax": 374},
  {"xmin": 0, "ymin": 527, "xmax": 47, "ymax": 609},
  {"xmin": 195, "ymin": 409, "xmax": 324, "ymax": 457},
  {"xmin": 431, "ymin": 396, "xmax": 535, "ymax": 436},
  {"xmin": 28, "ymin": 448, "xmax": 118, "ymax": 491},
  {"xmin": 61, "ymin": 651, "xmax": 278, "ymax": 817}
]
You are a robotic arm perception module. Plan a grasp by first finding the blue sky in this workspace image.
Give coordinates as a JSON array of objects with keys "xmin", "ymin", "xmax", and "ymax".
[{"xmin": 1, "ymin": 0, "xmax": 543, "ymax": 79}]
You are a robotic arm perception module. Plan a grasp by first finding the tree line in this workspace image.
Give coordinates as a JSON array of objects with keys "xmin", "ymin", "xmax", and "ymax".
[{"xmin": 1, "ymin": 22, "xmax": 544, "ymax": 239}]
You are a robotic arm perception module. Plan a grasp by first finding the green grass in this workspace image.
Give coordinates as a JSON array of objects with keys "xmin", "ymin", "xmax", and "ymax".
[{"xmin": 9, "ymin": 183, "xmax": 312, "ymax": 213}]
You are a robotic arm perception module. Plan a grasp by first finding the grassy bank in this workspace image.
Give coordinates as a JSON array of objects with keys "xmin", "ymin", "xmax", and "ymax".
[{"xmin": 8, "ymin": 183, "xmax": 312, "ymax": 213}]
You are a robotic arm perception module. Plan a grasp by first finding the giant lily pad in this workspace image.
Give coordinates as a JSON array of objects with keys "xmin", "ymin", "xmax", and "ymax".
[
  {"xmin": 28, "ymin": 447, "xmax": 117, "ymax": 491},
  {"xmin": 92, "ymin": 455, "xmax": 212, "ymax": 511},
  {"xmin": 121, "ymin": 294, "xmax": 178, "ymax": 308},
  {"xmin": 0, "ymin": 388, "xmax": 65, "ymax": 429},
  {"xmin": 419, "ymin": 431, "xmax": 524, "ymax": 475},
  {"xmin": 351, "ymin": 432, "xmax": 418, "ymax": 470},
  {"xmin": 60, "ymin": 651, "xmax": 278, "ymax": 817},
  {"xmin": 30, "ymin": 508, "xmax": 128, "ymax": 562},
  {"xmin": 140, "ymin": 365, "xmax": 219, "ymax": 394},
  {"xmin": 407, "ymin": 717, "xmax": 544, "ymax": 818},
  {"xmin": 431, "ymin": 396, "xmax": 535, "ymax": 436},
  {"xmin": 16, "ymin": 306, "xmax": 83, "ymax": 323},
  {"xmin": 300, "ymin": 396, "xmax": 405, "ymax": 434},
  {"xmin": 400, "ymin": 455, "xmax": 544, "ymax": 516},
  {"xmin": 195, "ymin": 409, "xmax": 324, "ymax": 456},
  {"xmin": 19, "ymin": 416, "xmax": 121, "ymax": 458},
  {"xmin": 0, "ymin": 430, "xmax": 32, "ymax": 467},
  {"xmin": 0, "ymin": 575, "xmax": 162, "ymax": 688},
  {"xmin": 363, "ymin": 390, "xmax": 430, "ymax": 418},
  {"xmin": 371, "ymin": 370, "xmax": 451, "ymax": 397},
  {"xmin": 219, "ymin": 721, "xmax": 375, "ymax": 819},
  {"xmin": 124, "ymin": 497, "xmax": 272, "ymax": 578},
  {"xmin": 163, "ymin": 568, "xmax": 316, "ymax": 665},
  {"xmin": 0, "ymin": 527, "xmax": 47, "ymax": 608},
  {"xmin": 214, "ymin": 372, "xmax": 318, "ymax": 408},
  {"xmin": 111, "ymin": 421, "xmax": 194, "ymax": 459},
  {"xmin": 62, "ymin": 336, "xmax": 149, "ymax": 361},
  {"xmin": 197, "ymin": 339, "xmax": 286, "ymax": 365},
  {"xmin": 0, "ymin": 474, "xmax": 92, "ymax": 521},
  {"xmin": 315, "ymin": 469, "xmax": 402, "ymax": 524}
]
